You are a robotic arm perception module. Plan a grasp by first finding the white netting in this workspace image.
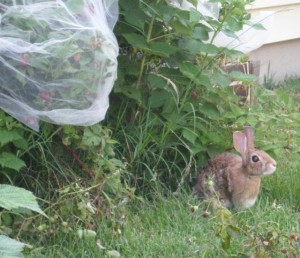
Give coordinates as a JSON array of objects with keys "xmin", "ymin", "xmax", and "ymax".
[
  {"xmin": 168, "ymin": 0, "xmax": 273, "ymax": 53},
  {"xmin": 0, "ymin": 0, "xmax": 119, "ymax": 130}
]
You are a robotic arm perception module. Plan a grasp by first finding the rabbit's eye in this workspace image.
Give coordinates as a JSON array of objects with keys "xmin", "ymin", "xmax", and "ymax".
[{"xmin": 252, "ymin": 155, "xmax": 259, "ymax": 162}]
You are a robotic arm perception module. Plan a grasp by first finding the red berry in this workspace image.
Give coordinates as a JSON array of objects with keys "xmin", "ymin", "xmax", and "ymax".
[
  {"xmin": 73, "ymin": 54, "xmax": 81, "ymax": 62},
  {"xmin": 38, "ymin": 91, "xmax": 50, "ymax": 102},
  {"xmin": 20, "ymin": 56, "xmax": 29, "ymax": 67}
]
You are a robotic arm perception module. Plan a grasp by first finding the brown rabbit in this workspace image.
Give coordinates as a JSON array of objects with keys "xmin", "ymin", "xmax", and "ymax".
[{"xmin": 193, "ymin": 126, "xmax": 277, "ymax": 209}]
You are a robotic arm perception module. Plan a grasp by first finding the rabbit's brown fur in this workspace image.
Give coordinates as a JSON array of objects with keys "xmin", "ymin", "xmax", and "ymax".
[{"xmin": 193, "ymin": 127, "xmax": 276, "ymax": 209}]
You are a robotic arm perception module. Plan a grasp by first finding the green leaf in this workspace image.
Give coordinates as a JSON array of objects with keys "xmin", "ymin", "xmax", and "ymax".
[
  {"xmin": 199, "ymin": 103, "xmax": 221, "ymax": 120},
  {"xmin": 0, "ymin": 130, "xmax": 23, "ymax": 147},
  {"xmin": 0, "ymin": 184, "xmax": 46, "ymax": 217},
  {"xmin": 188, "ymin": 142, "xmax": 205, "ymax": 155},
  {"xmin": 11, "ymin": 138, "xmax": 28, "ymax": 150},
  {"xmin": 227, "ymin": 16, "xmax": 243, "ymax": 31},
  {"xmin": 81, "ymin": 126, "xmax": 103, "ymax": 147},
  {"xmin": 149, "ymin": 90, "xmax": 171, "ymax": 108},
  {"xmin": 147, "ymin": 74, "xmax": 168, "ymax": 90},
  {"xmin": 192, "ymin": 24, "xmax": 210, "ymax": 40},
  {"xmin": 118, "ymin": 56, "xmax": 140, "ymax": 76},
  {"xmin": 179, "ymin": 63, "xmax": 210, "ymax": 87},
  {"xmin": 103, "ymin": 171, "xmax": 122, "ymax": 195},
  {"xmin": 245, "ymin": 20, "xmax": 266, "ymax": 30},
  {"xmin": 148, "ymin": 42, "xmax": 178, "ymax": 57},
  {"xmin": 197, "ymin": 43, "xmax": 219, "ymax": 55},
  {"xmin": 114, "ymin": 86, "xmax": 142, "ymax": 104},
  {"xmin": 171, "ymin": 20, "xmax": 192, "ymax": 36},
  {"xmin": 179, "ymin": 39, "xmax": 219, "ymax": 55},
  {"xmin": 221, "ymin": 230, "xmax": 231, "ymax": 251},
  {"xmin": 0, "ymin": 152, "xmax": 26, "ymax": 171},
  {"xmin": 0, "ymin": 235, "xmax": 25, "ymax": 258},
  {"xmin": 122, "ymin": 1, "xmax": 147, "ymax": 30},
  {"xmin": 149, "ymin": 2, "xmax": 170, "ymax": 20},
  {"xmin": 230, "ymin": 71, "xmax": 257, "ymax": 83},
  {"xmin": 123, "ymin": 33, "xmax": 148, "ymax": 49},
  {"xmin": 189, "ymin": 8, "xmax": 202, "ymax": 23},
  {"xmin": 125, "ymin": 20, "xmax": 144, "ymax": 33},
  {"xmin": 211, "ymin": 72, "xmax": 231, "ymax": 87},
  {"xmin": 182, "ymin": 128, "xmax": 198, "ymax": 144},
  {"xmin": 123, "ymin": 34, "xmax": 178, "ymax": 57},
  {"xmin": 229, "ymin": 103, "xmax": 245, "ymax": 116}
]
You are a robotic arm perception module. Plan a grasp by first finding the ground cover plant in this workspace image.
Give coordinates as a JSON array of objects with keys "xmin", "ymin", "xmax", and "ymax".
[{"xmin": 0, "ymin": 0, "xmax": 299, "ymax": 257}]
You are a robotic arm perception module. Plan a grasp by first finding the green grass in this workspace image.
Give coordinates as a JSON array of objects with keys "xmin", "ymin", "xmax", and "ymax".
[
  {"xmin": 24, "ymin": 196, "xmax": 300, "ymax": 257},
  {"xmin": 277, "ymin": 77, "xmax": 300, "ymax": 92},
  {"xmin": 265, "ymin": 76, "xmax": 300, "ymax": 102},
  {"xmin": 24, "ymin": 152, "xmax": 300, "ymax": 257},
  {"xmin": 20, "ymin": 79, "xmax": 300, "ymax": 257}
]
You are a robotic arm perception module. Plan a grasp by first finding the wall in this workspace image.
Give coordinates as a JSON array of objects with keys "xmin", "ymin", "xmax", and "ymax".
[{"xmin": 247, "ymin": 0, "xmax": 300, "ymax": 83}]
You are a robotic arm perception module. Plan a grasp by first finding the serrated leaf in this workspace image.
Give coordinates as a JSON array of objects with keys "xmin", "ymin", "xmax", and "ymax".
[
  {"xmin": 0, "ymin": 184, "xmax": 46, "ymax": 217},
  {"xmin": 0, "ymin": 235, "xmax": 25, "ymax": 258},
  {"xmin": 0, "ymin": 130, "xmax": 23, "ymax": 147},
  {"xmin": 81, "ymin": 128, "xmax": 102, "ymax": 147},
  {"xmin": 0, "ymin": 152, "xmax": 26, "ymax": 171}
]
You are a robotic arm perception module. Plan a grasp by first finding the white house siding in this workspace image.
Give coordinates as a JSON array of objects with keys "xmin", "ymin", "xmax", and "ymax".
[{"xmin": 247, "ymin": 0, "xmax": 300, "ymax": 83}]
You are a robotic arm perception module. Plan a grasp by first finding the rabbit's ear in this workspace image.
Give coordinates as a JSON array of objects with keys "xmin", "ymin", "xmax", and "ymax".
[
  {"xmin": 243, "ymin": 126, "xmax": 254, "ymax": 149},
  {"xmin": 233, "ymin": 131, "xmax": 247, "ymax": 155}
]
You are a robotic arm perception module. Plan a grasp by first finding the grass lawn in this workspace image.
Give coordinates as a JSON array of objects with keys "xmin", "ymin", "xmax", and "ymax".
[
  {"xmin": 20, "ymin": 77, "xmax": 300, "ymax": 257},
  {"xmin": 25, "ymin": 152, "xmax": 300, "ymax": 258}
]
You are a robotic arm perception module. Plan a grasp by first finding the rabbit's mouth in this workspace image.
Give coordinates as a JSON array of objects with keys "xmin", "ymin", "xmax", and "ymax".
[{"xmin": 262, "ymin": 163, "xmax": 277, "ymax": 175}]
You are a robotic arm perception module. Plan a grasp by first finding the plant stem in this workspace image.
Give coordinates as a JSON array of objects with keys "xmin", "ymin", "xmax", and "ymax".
[
  {"xmin": 136, "ymin": 56, "xmax": 146, "ymax": 89},
  {"xmin": 136, "ymin": 15, "xmax": 156, "ymax": 89}
]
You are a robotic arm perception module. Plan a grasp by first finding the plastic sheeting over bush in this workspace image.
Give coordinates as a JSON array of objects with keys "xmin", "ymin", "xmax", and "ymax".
[
  {"xmin": 0, "ymin": 0, "xmax": 119, "ymax": 130},
  {"xmin": 168, "ymin": 0, "xmax": 273, "ymax": 54}
]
